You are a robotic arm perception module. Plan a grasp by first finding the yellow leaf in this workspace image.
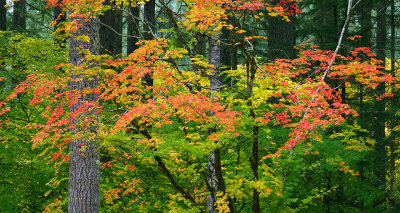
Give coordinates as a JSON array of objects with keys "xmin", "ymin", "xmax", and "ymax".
[{"xmin": 75, "ymin": 36, "xmax": 90, "ymax": 43}]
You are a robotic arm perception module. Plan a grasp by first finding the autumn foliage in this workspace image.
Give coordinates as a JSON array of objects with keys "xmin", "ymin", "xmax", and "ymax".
[{"xmin": 0, "ymin": 0, "xmax": 398, "ymax": 212}]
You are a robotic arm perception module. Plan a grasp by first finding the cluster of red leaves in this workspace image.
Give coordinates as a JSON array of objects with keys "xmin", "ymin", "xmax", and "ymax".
[
  {"xmin": 278, "ymin": 0, "xmax": 302, "ymax": 15},
  {"xmin": 97, "ymin": 40, "xmax": 242, "ymax": 136},
  {"xmin": 0, "ymin": 73, "xmax": 103, "ymax": 154},
  {"xmin": 259, "ymin": 46, "xmax": 392, "ymax": 154},
  {"xmin": 0, "ymin": 39, "xmax": 393, "ymax": 159}
]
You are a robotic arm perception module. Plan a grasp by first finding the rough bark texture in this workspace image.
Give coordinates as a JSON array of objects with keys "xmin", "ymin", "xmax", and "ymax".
[
  {"xmin": 389, "ymin": 0, "xmax": 396, "ymax": 211},
  {"xmin": 12, "ymin": 0, "xmax": 26, "ymax": 32},
  {"xmin": 206, "ymin": 35, "xmax": 220, "ymax": 213},
  {"xmin": 360, "ymin": 0, "xmax": 372, "ymax": 48},
  {"xmin": 144, "ymin": 0, "xmax": 155, "ymax": 40},
  {"xmin": 68, "ymin": 17, "xmax": 100, "ymax": 213},
  {"xmin": 267, "ymin": 0, "xmax": 295, "ymax": 60},
  {"xmin": 127, "ymin": 6, "xmax": 140, "ymax": 54},
  {"xmin": 250, "ymin": 118, "xmax": 259, "ymax": 213},
  {"xmin": 113, "ymin": 6, "xmax": 123, "ymax": 55},
  {"xmin": 220, "ymin": 25, "xmax": 234, "ymax": 86},
  {"xmin": 356, "ymin": 3, "xmax": 372, "ymax": 209},
  {"xmin": 0, "ymin": 0, "xmax": 6, "ymax": 31},
  {"xmin": 373, "ymin": 3, "xmax": 386, "ymax": 207},
  {"xmin": 247, "ymin": 68, "xmax": 259, "ymax": 213},
  {"xmin": 315, "ymin": 0, "xmax": 337, "ymax": 50},
  {"xmin": 99, "ymin": 0, "xmax": 122, "ymax": 55},
  {"xmin": 358, "ymin": 0, "xmax": 372, "ymax": 127},
  {"xmin": 142, "ymin": 0, "xmax": 155, "ymax": 88}
]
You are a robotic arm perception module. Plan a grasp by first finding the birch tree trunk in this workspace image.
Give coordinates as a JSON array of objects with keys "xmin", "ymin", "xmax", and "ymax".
[
  {"xmin": 68, "ymin": 17, "xmax": 100, "ymax": 213},
  {"xmin": 206, "ymin": 35, "xmax": 220, "ymax": 213}
]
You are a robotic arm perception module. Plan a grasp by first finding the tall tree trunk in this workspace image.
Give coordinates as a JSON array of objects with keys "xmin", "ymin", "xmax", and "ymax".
[
  {"xmin": 68, "ymin": 16, "xmax": 100, "ymax": 213},
  {"xmin": 205, "ymin": 29, "xmax": 235, "ymax": 212},
  {"xmin": 113, "ymin": 5, "xmax": 123, "ymax": 55},
  {"xmin": 0, "ymin": 0, "xmax": 6, "ymax": 31},
  {"xmin": 360, "ymin": 0, "xmax": 372, "ymax": 48},
  {"xmin": 144, "ymin": 0, "xmax": 155, "ymax": 40},
  {"xmin": 54, "ymin": 1, "xmax": 66, "ymax": 45},
  {"xmin": 358, "ymin": 0, "xmax": 372, "ymax": 127},
  {"xmin": 11, "ymin": 0, "xmax": 26, "ymax": 86},
  {"xmin": 143, "ymin": 0, "xmax": 155, "ymax": 87},
  {"xmin": 127, "ymin": 5, "xmax": 140, "ymax": 54},
  {"xmin": 389, "ymin": 0, "xmax": 396, "ymax": 211},
  {"xmin": 99, "ymin": 0, "xmax": 122, "ymax": 55},
  {"xmin": 357, "ymin": 2, "xmax": 372, "ymax": 209},
  {"xmin": 220, "ymin": 31, "xmax": 231, "ymax": 85},
  {"xmin": 246, "ymin": 60, "xmax": 259, "ymax": 213},
  {"xmin": 373, "ymin": 2, "xmax": 387, "ymax": 208},
  {"xmin": 315, "ymin": 0, "xmax": 337, "ymax": 50},
  {"xmin": 267, "ymin": 0, "xmax": 295, "ymax": 59},
  {"xmin": 206, "ymin": 35, "xmax": 220, "ymax": 213},
  {"xmin": 12, "ymin": 0, "xmax": 26, "ymax": 32}
]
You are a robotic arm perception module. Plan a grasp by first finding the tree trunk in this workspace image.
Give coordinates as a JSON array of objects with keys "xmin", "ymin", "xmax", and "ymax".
[
  {"xmin": 267, "ymin": 0, "xmax": 295, "ymax": 59},
  {"xmin": 144, "ymin": 0, "xmax": 155, "ymax": 40},
  {"xmin": 142, "ymin": 0, "xmax": 155, "ymax": 87},
  {"xmin": 68, "ymin": 16, "xmax": 100, "ymax": 213},
  {"xmin": 206, "ymin": 35, "xmax": 220, "ymax": 213},
  {"xmin": 54, "ymin": 0, "xmax": 66, "ymax": 45},
  {"xmin": 113, "ymin": 5, "xmax": 123, "ymax": 55},
  {"xmin": 99, "ymin": 0, "xmax": 122, "ymax": 55},
  {"xmin": 127, "ymin": 5, "xmax": 140, "ymax": 54},
  {"xmin": 315, "ymin": 0, "xmax": 337, "ymax": 50},
  {"xmin": 373, "ymin": 2, "xmax": 387, "ymax": 208},
  {"xmin": 360, "ymin": 0, "xmax": 372, "ymax": 48},
  {"xmin": 248, "ymin": 77, "xmax": 259, "ymax": 213},
  {"xmin": 389, "ymin": 0, "xmax": 396, "ymax": 211},
  {"xmin": 358, "ymin": 0, "xmax": 372, "ymax": 127},
  {"xmin": 12, "ymin": 0, "xmax": 26, "ymax": 32},
  {"xmin": 0, "ymin": 0, "xmax": 6, "ymax": 31},
  {"xmin": 357, "ymin": 3, "xmax": 372, "ymax": 209}
]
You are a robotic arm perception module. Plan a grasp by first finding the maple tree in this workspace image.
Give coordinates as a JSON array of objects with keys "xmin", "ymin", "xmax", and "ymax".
[{"xmin": 1, "ymin": 0, "xmax": 400, "ymax": 212}]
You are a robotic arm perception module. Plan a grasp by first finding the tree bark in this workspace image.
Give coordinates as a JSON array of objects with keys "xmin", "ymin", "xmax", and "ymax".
[
  {"xmin": 113, "ymin": 5, "xmax": 123, "ymax": 55},
  {"xmin": 360, "ymin": 0, "xmax": 372, "ymax": 48},
  {"xmin": 12, "ymin": 0, "xmax": 26, "ymax": 32},
  {"xmin": 99, "ymin": 0, "xmax": 122, "ymax": 55},
  {"xmin": 206, "ymin": 35, "xmax": 220, "ymax": 213},
  {"xmin": 127, "ymin": 5, "xmax": 140, "ymax": 54},
  {"xmin": 315, "ymin": 0, "xmax": 337, "ymax": 50},
  {"xmin": 68, "ymin": 16, "xmax": 100, "ymax": 213},
  {"xmin": 373, "ymin": 2, "xmax": 387, "ymax": 208},
  {"xmin": 267, "ymin": 0, "xmax": 295, "ymax": 59},
  {"xmin": 247, "ymin": 69, "xmax": 259, "ymax": 213},
  {"xmin": 142, "ymin": 0, "xmax": 155, "ymax": 88},
  {"xmin": 0, "ymin": 0, "xmax": 6, "ymax": 31},
  {"xmin": 389, "ymin": 0, "xmax": 396, "ymax": 211},
  {"xmin": 144, "ymin": 0, "xmax": 155, "ymax": 40}
]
